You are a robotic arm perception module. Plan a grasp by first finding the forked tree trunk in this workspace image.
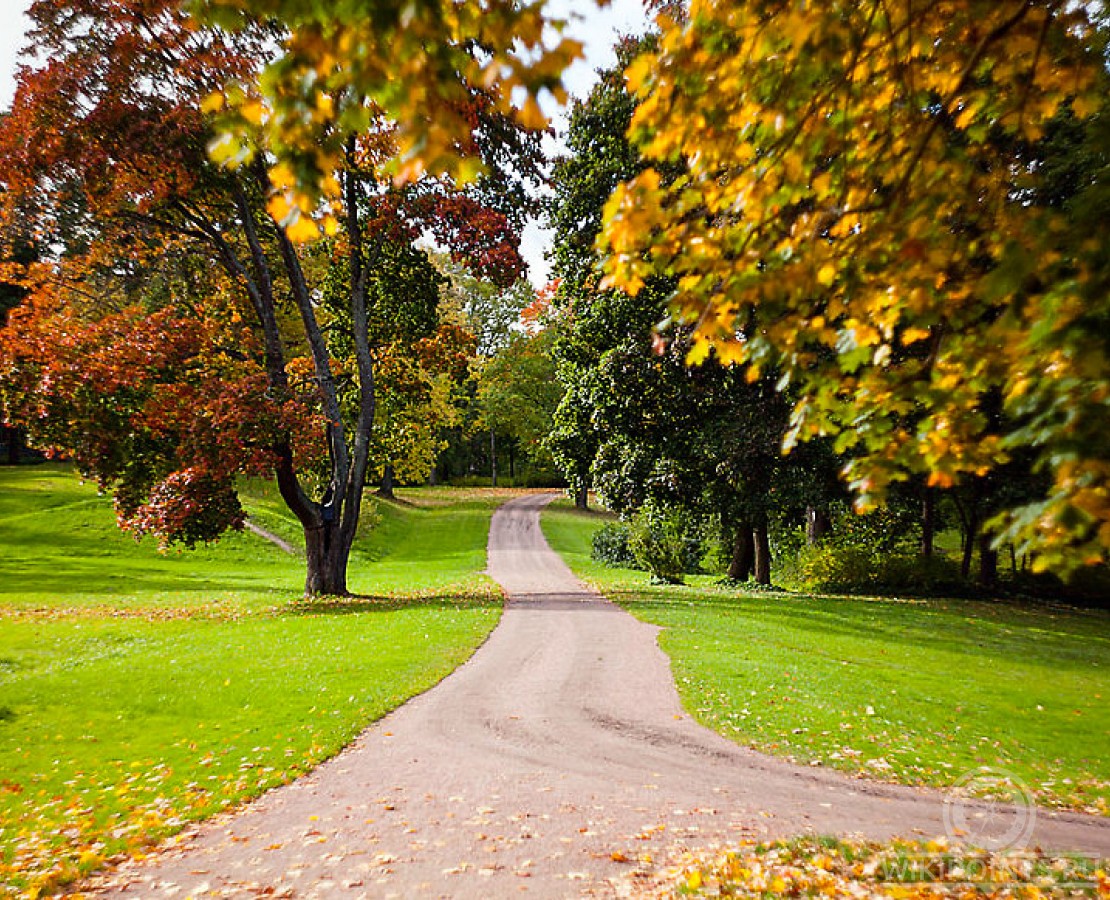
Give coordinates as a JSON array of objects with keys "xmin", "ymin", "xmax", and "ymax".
[
  {"xmin": 727, "ymin": 525, "xmax": 755, "ymax": 581},
  {"xmin": 304, "ymin": 521, "xmax": 351, "ymax": 596},
  {"xmin": 753, "ymin": 525, "xmax": 772, "ymax": 585}
]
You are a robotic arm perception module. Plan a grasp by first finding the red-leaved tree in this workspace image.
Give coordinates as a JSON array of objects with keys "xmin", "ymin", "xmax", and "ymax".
[{"xmin": 0, "ymin": 0, "xmax": 542, "ymax": 594}]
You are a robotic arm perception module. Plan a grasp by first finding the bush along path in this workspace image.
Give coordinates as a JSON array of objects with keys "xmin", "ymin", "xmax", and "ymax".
[{"xmin": 84, "ymin": 494, "xmax": 1110, "ymax": 899}]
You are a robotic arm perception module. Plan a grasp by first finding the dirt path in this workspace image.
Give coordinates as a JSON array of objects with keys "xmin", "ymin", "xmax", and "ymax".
[
  {"xmin": 89, "ymin": 493, "xmax": 1110, "ymax": 899},
  {"xmin": 244, "ymin": 519, "xmax": 297, "ymax": 555}
]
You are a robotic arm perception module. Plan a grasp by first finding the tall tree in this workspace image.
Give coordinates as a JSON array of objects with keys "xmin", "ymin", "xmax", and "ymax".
[
  {"xmin": 548, "ymin": 48, "xmax": 809, "ymax": 582},
  {"xmin": 0, "ymin": 0, "xmax": 547, "ymax": 594},
  {"xmin": 547, "ymin": 44, "xmax": 647, "ymax": 509},
  {"xmin": 601, "ymin": 1, "xmax": 1109, "ymax": 574}
]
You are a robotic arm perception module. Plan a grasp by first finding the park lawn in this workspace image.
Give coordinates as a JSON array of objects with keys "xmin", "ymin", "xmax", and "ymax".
[
  {"xmin": 0, "ymin": 466, "xmax": 511, "ymax": 898},
  {"xmin": 541, "ymin": 501, "xmax": 1110, "ymax": 817}
]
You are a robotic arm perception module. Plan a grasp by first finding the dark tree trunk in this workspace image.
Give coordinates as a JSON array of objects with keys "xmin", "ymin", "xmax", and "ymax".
[
  {"xmin": 753, "ymin": 525, "xmax": 772, "ymax": 585},
  {"xmin": 727, "ymin": 525, "xmax": 755, "ymax": 581},
  {"xmin": 378, "ymin": 464, "xmax": 395, "ymax": 499},
  {"xmin": 490, "ymin": 429, "xmax": 497, "ymax": 487},
  {"xmin": 574, "ymin": 481, "xmax": 589, "ymax": 510},
  {"xmin": 921, "ymin": 488, "xmax": 935, "ymax": 558},
  {"xmin": 979, "ymin": 533, "xmax": 998, "ymax": 588},
  {"xmin": 960, "ymin": 511, "xmax": 978, "ymax": 581},
  {"xmin": 303, "ymin": 522, "xmax": 349, "ymax": 596},
  {"xmin": 805, "ymin": 506, "xmax": 830, "ymax": 545},
  {"xmin": 3, "ymin": 426, "xmax": 21, "ymax": 465},
  {"xmin": 508, "ymin": 441, "xmax": 515, "ymax": 480}
]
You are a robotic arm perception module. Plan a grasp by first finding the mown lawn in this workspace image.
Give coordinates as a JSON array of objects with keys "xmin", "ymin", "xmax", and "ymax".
[
  {"xmin": 541, "ymin": 501, "xmax": 1110, "ymax": 816},
  {"xmin": 0, "ymin": 466, "xmax": 512, "ymax": 898}
]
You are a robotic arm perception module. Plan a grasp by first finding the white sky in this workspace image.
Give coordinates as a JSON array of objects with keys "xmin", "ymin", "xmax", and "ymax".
[{"xmin": 0, "ymin": 0, "xmax": 650, "ymax": 285}]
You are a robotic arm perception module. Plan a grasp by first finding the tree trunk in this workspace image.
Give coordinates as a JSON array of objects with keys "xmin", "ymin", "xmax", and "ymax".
[
  {"xmin": 303, "ymin": 521, "xmax": 350, "ymax": 596},
  {"xmin": 727, "ymin": 525, "xmax": 755, "ymax": 581},
  {"xmin": 377, "ymin": 464, "xmax": 395, "ymax": 499},
  {"xmin": 490, "ymin": 429, "xmax": 497, "ymax": 487},
  {"xmin": 508, "ymin": 441, "xmax": 516, "ymax": 480},
  {"xmin": 805, "ymin": 506, "xmax": 830, "ymax": 545},
  {"xmin": 960, "ymin": 509, "xmax": 978, "ymax": 581},
  {"xmin": 574, "ymin": 481, "xmax": 589, "ymax": 510},
  {"xmin": 979, "ymin": 533, "xmax": 998, "ymax": 588},
  {"xmin": 753, "ymin": 525, "xmax": 772, "ymax": 585},
  {"xmin": 3, "ymin": 426, "xmax": 21, "ymax": 465},
  {"xmin": 921, "ymin": 488, "xmax": 935, "ymax": 558}
]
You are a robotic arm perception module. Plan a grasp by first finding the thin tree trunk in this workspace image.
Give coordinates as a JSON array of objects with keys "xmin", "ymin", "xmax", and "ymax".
[
  {"xmin": 574, "ymin": 480, "xmax": 589, "ymax": 510},
  {"xmin": 805, "ymin": 506, "xmax": 830, "ymax": 545},
  {"xmin": 960, "ymin": 510, "xmax": 978, "ymax": 581},
  {"xmin": 921, "ymin": 488, "xmax": 935, "ymax": 558},
  {"xmin": 490, "ymin": 429, "xmax": 497, "ymax": 487},
  {"xmin": 378, "ymin": 464, "xmax": 395, "ymax": 499},
  {"xmin": 753, "ymin": 525, "xmax": 772, "ymax": 585},
  {"xmin": 727, "ymin": 525, "xmax": 755, "ymax": 581},
  {"xmin": 979, "ymin": 532, "xmax": 998, "ymax": 588}
]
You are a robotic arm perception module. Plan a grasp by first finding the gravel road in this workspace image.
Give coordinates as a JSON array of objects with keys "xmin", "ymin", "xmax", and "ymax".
[{"xmin": 87, "ymin": 492, "xmax": 1110, "ymax": 898}]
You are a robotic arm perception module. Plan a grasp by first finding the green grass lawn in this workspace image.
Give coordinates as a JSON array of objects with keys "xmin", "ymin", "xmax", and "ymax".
[
  {"xmin": 541, "ymin": 501, "xmax": 1110, "ymax": 817},
  {"xmin": 0, "ymin": 466, "xmax": 512, "ymax": 898}
]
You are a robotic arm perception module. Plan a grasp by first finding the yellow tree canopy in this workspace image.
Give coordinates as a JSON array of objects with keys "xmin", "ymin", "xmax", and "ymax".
[
  {"xmin": 195, "ymin": 0, "xmax": 585, "ymax": 232},
  {"xmin": 602, "ymin": 0, "xmax": 1109, "ymax": 571}
]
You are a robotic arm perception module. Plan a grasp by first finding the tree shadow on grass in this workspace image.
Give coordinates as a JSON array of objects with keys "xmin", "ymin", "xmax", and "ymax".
[
  {"xmin": 0, "ymin": 556, "xmax": 268, "ymax": 598},
  {"xmin": 276, "ymin": 592, "xmax": 502, "ymax": 617},
  {"xmin": 609, "ymin": 587, "xmax": 1110, "ymax": 671}
]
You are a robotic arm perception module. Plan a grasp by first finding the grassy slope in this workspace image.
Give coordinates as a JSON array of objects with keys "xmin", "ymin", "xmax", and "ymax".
[
  {"xmin": 541, "ymin": 501, "xmax": 1110, "ymax": 816},
  {"xmin": 0, "ymin": 467, "xmax": 510, "ymax": 897}
]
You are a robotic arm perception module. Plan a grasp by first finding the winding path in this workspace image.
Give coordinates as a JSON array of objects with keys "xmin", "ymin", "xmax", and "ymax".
[{"xmin": 91, "ymin": 493, "xmax": 1110, "ymax": 898}]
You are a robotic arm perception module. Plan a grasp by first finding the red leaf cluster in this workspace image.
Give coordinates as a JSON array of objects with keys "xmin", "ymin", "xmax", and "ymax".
[{"xmin": 0, "ymin": 287, "xmax": 324, "ymax": 547}]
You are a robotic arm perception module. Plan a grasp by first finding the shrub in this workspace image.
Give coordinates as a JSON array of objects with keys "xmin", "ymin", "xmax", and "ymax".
[
  {"xmin": 627, "ymin": 502, "xmax": 698, "ymax": 584},
  {"xmin": 591, "ymin": 522, "xmax": 639, "ymax": 568},
  {"xmin": 789, "ymin": 542, "xmax": 964, "ymax": 595}
]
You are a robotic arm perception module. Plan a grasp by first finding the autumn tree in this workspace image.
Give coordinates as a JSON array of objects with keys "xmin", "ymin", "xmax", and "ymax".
[
  {"xmin": 0, "ymin": 0, "xmax": 564, "ymax": 594},
  {"xmin": 602, "ymin": 1, "xmax": 1110, "ymax": 574},
  {"xmin": 550, "ymin": 48, "xmax": 828, "ymax": 583}
]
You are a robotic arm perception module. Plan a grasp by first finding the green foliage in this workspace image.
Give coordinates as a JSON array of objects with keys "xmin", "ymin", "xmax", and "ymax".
[
  {"xmin": 541, "ymin": 501, "xmax": 1110, "ymax": 816},
  {"xmin": 785, "ymin": 544, "xmax": 964, "ymax": 597},
  {"xmin": 627, "ymin": 501, "xmax": 702, "ymax": 585},
  {"xmin": 590, "ymin": 521, "xmax": 638, "ymax": 569},
  {"xmin": 546, "ymin": 43, "xmax": 823, "ymax": 583},
  {"xmin": 473, "ymin": 328, "xmax": 562, "ymax": 466}
]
